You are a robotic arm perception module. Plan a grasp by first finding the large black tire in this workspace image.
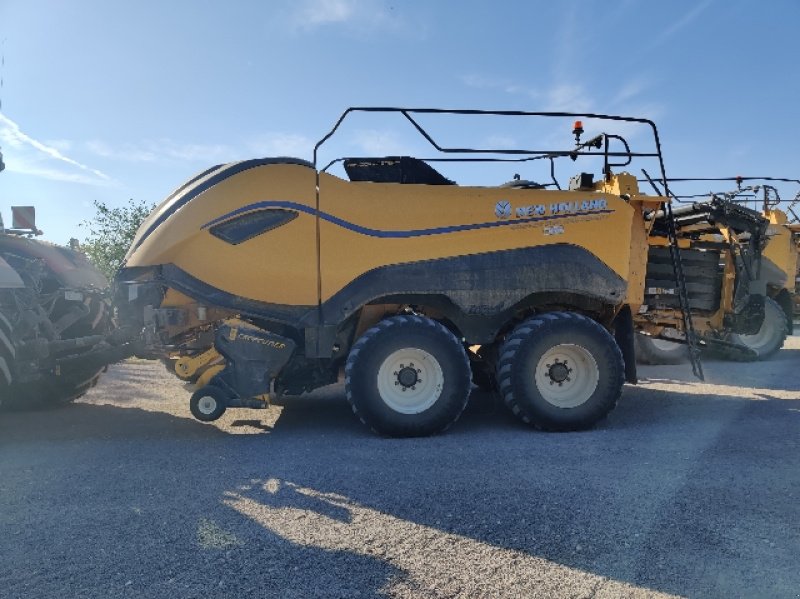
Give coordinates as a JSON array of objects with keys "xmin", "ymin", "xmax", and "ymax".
[
  {"xmin": 729, "ymin": 296, "xmax": 788, "ymax": 359},
  {"xmin": 1, "ymin": 365, "xmax": 103, "ymax": 411},
  {"xmin": 0, "ymin": 311, "xmax": 15, "ymax": 390},
  {"xmin": 345, "ymin": 315, "xmax": 472, "ymax": 437},
  {"xmin": 0, "ymin": 297, "xmax": 110, "ymax": 411},
  {"xmin": 634, "ymin": 333, "xmax": 688, "ymax": 365},
  {"xmin": 496, "ymin": 312, "xmax": 624, "ymax": 431},
  {"xmin": 35, "ymin": 298, "xmax": 110, "ymax": 408}
]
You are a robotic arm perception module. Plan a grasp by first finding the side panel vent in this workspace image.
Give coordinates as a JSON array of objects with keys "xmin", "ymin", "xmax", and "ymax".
[{"xmin": 210, "ymin": 209, "xmax": 298, "ymax": 245}]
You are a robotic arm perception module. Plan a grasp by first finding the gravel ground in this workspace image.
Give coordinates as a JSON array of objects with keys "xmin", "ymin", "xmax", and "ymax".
[{"xmin": 1, "ymin": 336, "xmax": 799, "ymax": 599}]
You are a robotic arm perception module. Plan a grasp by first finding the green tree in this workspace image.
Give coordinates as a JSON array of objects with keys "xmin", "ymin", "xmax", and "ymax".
[{"xmin": 81, "ymin": 198, "xmax": 154, "ymax": 279}]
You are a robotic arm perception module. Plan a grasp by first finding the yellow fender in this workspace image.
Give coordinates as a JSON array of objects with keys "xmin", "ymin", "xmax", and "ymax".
[{"xmin": 175, "ymin": 347, "xmax": 222, "ymax": 381}]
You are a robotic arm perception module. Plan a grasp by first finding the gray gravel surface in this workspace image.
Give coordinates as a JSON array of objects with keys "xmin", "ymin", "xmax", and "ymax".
[{"xmin": 1, "ymin": 336, "xmax": 799, "ymax": 599}]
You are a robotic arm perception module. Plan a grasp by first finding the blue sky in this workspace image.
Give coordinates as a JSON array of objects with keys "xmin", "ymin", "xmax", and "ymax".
[{"xmin": 0, "ymin": 0, "xmax": 798, "ymax": 243}]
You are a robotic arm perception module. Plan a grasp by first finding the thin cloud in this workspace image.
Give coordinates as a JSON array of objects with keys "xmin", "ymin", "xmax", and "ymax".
[
  {"xmin": 4, "ymin": 162, "xmax": 112, "ymax": 185},
  {"xmin": 611, "ymin": 78, "xmax": 649, "ymax": 106},
  {"xmin": 459, "ymin": 74, "xmax": 594, "ymax": 112},
  {"xmin": 296, "ymin": 0, "xmax": 356, "ymax": 27},
  {"xmin": 85, "ymin": 140, "xmax": 158, "ymax": 162},
  {"xmin": 247, "ymin": 133, "xmax": 314, "ymax": 159},
  {"xmin": 0, "ymin": 112, "xmax": 111, "ymax": 182},
  {"xmin": 544, "ymin": 84, "xmax": 593, "ymax": 113},
  {"xmin": 158, "ymin": 141, "xmax": 231, "ymax": 163},
  {"xmin": 647, "ymin": 0, "xmax": 714, "ymax": 50},
  {"xmin": 82, "ymin": 133, "xmax": 314, "ymax": 165},
  {"xmin": 287, "ymin": 0, "xmax": 407, "ymax": 34},
  {"xmin": 350, "ymin": 129, "xmax": 413, "ymax": 156},
  {"xmin": 484, "ymin": 135, "xmax": 518, "ymax": 149},
  {"xmin": 551, "ymin": 3, "xmax": 580, "ymax": 84},
  {"xmin": 459, "ymin": 74, "xmax": 541, "ymax": 100}
]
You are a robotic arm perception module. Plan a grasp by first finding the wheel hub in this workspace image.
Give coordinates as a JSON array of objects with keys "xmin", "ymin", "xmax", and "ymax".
[
  {"xmin": 377, "ymin": 349, "xmax": 443, "ymax": 414},
  {"xmin": 546, "ymin": 359, "xmax": 571, "ymax": 385},
  {"xmin": 198, "ymin": 396, "xmax": 217, "ymax": 415},
  {"xmin": 395, "ymin": 363, "xmax": 421, "ymax": 389},
  {"xmin": 534, "ymin": 344, "xmax": 599, "ymax": 408}
]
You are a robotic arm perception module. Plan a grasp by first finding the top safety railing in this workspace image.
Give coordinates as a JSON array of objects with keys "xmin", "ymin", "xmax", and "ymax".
[
  {"xmin": 313, "ymin": 107, "xmax": 672, "ymax": 193},
  {"xmin": 640, "ymin": 175, "xmax": 800, "ymax": 222}
]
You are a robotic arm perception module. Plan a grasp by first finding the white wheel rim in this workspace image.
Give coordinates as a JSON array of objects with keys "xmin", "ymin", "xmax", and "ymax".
[
  {"xmin": 650, "ymin": 338, "xmax": 682, "ymax": 352},
  {"xmin": 197, "ymin": 395, "xmax": 218, "ymax": 416},
  {"xmin": 534, "ymin": 344, "xmax": 599, "ymax": 408},
  {"xmin": 376, "ymin": 348, "xmax": 444, "ymax": 414}
]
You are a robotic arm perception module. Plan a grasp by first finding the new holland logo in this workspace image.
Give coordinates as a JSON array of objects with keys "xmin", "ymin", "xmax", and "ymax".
[{"xmin": 495, "ymin": 200, "xmax": 512, "ymax": 219}]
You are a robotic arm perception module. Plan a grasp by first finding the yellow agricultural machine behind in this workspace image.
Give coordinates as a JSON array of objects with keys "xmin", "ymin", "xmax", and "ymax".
[
  {"xmin": 116, "ymin": 107, "xmax": 704, "ymax": 437},
  {"xmin": 635, "ymin": 176, "xmax": 798, "ymax": 363}
]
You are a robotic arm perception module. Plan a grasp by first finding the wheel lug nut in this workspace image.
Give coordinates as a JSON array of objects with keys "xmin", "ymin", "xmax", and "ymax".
[{"xmin": 411, "ymin": 386, "xmax": 416, "ymax": 390}]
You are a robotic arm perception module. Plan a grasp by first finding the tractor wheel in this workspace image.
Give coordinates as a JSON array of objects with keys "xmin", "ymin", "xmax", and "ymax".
[
  {"xmin": 345, "ymin": 315, "xmax": 471, "ymax": 437},
  {"xmin": 0, "ymin": 312, "xmax": 16, "ymax": 407},
  {"xmin": 496, "ymin": 312, "xmax": 624, "ymax": 431},
  {"xmin": 0, "ymin": 299, "xmax": 110, "ymax": 411},
  {"xmin": 41, "ymin": 367, "xmax": 103, "ymax": 406},
  {"xmin": 37, "ymin": 298, "xmax": 110, "ymax": 408},
  {"xmin": 729, "ymin": 296, "xmax": 788, "ymax": 359},
  {"xmin": 190, "ymin": 385, "xmax": 228, "ymax": 422},
  {"xmin": 634, "ymin": 333, "xmax": 687, "ymax": 365},
  {"xmin": 1, "ymin": 364, "xmax": 103, "ymax": 411}
]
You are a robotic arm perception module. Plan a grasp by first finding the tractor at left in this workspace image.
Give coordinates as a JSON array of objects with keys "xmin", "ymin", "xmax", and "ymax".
[{"xmin": 0, "ymin": 182, "xmax": 134, "ymax": 410}]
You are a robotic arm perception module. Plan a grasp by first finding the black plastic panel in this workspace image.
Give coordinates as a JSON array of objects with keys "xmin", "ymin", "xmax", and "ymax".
[
  {"xmin": 210, "ymin": 209, "xmax": 298, "ymax": 245},
  {"xmin": 344, "ymin": 156, "xmax": 455, "ymax": 185}
]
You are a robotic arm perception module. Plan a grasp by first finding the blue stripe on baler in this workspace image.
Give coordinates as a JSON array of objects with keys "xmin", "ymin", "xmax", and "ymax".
[{"xmin": 202, "ymin": 200, "xmax": 614, "ymax": 239}]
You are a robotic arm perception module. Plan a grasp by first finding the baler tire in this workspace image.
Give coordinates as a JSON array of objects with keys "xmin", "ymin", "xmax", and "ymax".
[
  {"xmin": 496, "ymin": 312, "xmax": 624, "ymax": 431},
  {"xmin": 634, "ymin": 333, "xmax": 688, "ymax": 365},
  {"xmin": 344, "ymin": 315, "xmax": 471, "ymax": 437},
  {"xmin": 729, "ymin": 296, "xmax": 788, "ymax": 360}
]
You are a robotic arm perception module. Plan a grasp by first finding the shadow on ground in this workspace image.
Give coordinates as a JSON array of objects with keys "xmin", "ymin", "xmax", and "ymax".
[{"xmin": 1, "ymin": 359, "xmax": 798, "ymax": 598}]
